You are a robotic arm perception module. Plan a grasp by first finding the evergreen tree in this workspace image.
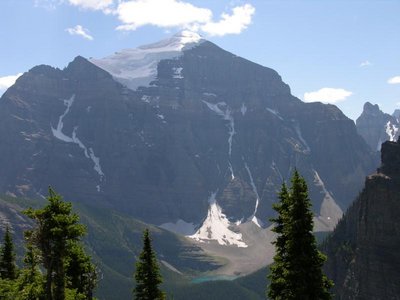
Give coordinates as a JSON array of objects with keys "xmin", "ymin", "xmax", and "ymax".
[
  {"xmin": 15, "ymin": 243, "xmax": 45, "ymax": 300},
  {"xmin": 65, "ymin": 242, "xmax": 97, "ymax": 299},
  {"xmin": 0, "ymin": 226, "xmax": 18, "ymax": 280},
  {"xmin": 24, "ymin": 187, "xmax": 88, "ymax": 300},
  {"xmin": 268, "ymin": 170, "xmax": 333, "ymax": 300},
  {"xmin": 268, "ymin": 183, "xmax": 290, "ymax": 300},
  {"xmin": 133, "ymin": 229, "xmax": 165, "ymax": 300}
]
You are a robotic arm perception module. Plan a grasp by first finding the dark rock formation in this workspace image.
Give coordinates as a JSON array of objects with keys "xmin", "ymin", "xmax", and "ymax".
[
  {"xmin": 356, "ymin": 102, "xmax": 399, "ymax": 151},
  {"xmin": 0, "ymin": 35, "xmax": 377, "ymax": 233},
  {"xmin": 323, "ymin": 138, "xmax": 400, "ymax": 299},
  {"xmin": 393, "ymin": 109, "xmax": 400, "ymax": 120}
]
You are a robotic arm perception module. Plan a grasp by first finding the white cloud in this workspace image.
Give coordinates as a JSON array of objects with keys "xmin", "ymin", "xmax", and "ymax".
[
  {"xmin": 201, "ymin": 4, "xmax": 255, "ymax": 36},
  {"xmin": 114, "ymin": 0, "xmax": 255, "ymax": 36},
  {"xmin": 388, "ymin": 76, "xmax": 400, "ymax": 84},
  {"xmin": 303, "ymin": 88, "xmax": 353, "ymax": 104},
  {"xmin": 67, "ymin": 0, "xmax": 113, "ymax": 10},
  {"xmin": 0, "ymin": 73, "xmax": 23, "ymax": 92},
  {"xmin": 359, "ymin": 60, "xmax": 371, "ymax": 67},
  {"xmin": 66, "ymin": 25, "xmax": 94, "ymax": 40},
  {"xmin": 396, "ymin": 102, "xmax": 400, "ymax": 107},
  {"xmin": 115, "ymin": 0, "xmax": 211, "ymax": 31}
]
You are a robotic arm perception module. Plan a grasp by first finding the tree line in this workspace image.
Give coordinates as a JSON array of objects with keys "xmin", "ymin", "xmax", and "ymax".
[
  {"xmin": 0, "ymin": 170, "xmax": 332, "ymax": 299},
  {"xmin": 0, "ymin": 187, "xmax": 165, "ymax": 300}
]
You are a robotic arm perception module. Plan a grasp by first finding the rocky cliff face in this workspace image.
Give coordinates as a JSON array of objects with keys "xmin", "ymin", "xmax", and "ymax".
[
  {"xmin": 356, "ymin": 102, "xmax": 399, "ymax": 151},
  {"xmin": 393, "ymin": 109, "xmax": 400, "ymax": 119},
  {"xmin": 323, "ymin": 138, "xmax": 400, "ymax": 299},
  {"xmin": 0, "ymin": 32, "xmax": 376, "ymax": 250}
]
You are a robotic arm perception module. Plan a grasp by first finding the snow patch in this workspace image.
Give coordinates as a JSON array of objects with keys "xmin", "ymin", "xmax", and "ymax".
[
  {"xmin": 141, "ymin": 95, "xmax": 151, "ymax": 103},
  {"xmin": 294, "ymin": 124, "xmax": 311, "ymax": 153},
  {"xmin": 251, "ymin": 216, "xmax": 263, "ymax": 228},
  {"xmin": 202, "ymin": 101, "xmax": 235, "ymax": 156},
  {"xmin": 203, "ymin": 92, "xmax": 217, "ymax": 97},
  {"xmin": 51, "ymin": 95, "xmax": 75, "ymax": 143},
  {"xmin": 266, "ymin": 108, "xmax": 283, "ymax": 120},
  {"xmin": 89, "ymin": 148, "xmax": 104, "ymax": 177},
  {"xmin": 172, "ymin": 67, "xmax": 183, "ymax": 79},
  {"xmin": 244, "ymin": 162, "xmax": 262, "ymax": 227},
  {"xmin": 189, "ymin": 192, "xmax": 248, "ymax": 248},
  {"xmin": 228, "ymin": 162, "xmax": 235, "ymax": 180},
  {"xmin": 385, "ymin": 121, "xmax": 399, "ymax": 142},
  {"xmin": 51, "ymin": 95, "xmax": 105, "ymax": 182},
  {"xmin": 71, "ymin": 128, "xmax": 104, "ymax": 179},
  {"xmin": 90, "ymin": 31, "xmax": 203, "ymax": 91},
  {"xmin": 159, "ymin": 219, "xmax": 196, "ymax": 236},
  {"xmin": 241, "ymin": 103, "xmax": 247, "ymax": 116}
]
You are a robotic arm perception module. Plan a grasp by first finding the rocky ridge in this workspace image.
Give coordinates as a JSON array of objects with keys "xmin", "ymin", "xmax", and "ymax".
[
  {"xmin": 356, "ymin": 102, "xmax": 399, "ymax": 151},
  {"xmin": 323, "ymin": 137, "xmax": 400, "ymax": 299}
]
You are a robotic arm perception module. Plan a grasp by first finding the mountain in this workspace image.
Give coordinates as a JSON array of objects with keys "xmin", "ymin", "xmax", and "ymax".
[
  {"xmin": 356, "ymin": 102, "xmax": 400, "ymax": 151},
  {"xmin": 323, "ymin": 138, "xmax": 400, "ymax": 299},
  {"xmin": 0, "ymin": 31, "xmax": 377, "ymax": 276}
]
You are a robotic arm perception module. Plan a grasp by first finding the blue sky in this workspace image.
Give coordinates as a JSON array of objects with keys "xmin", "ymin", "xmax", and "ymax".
[{"xmin": 1, "ymin": 0, "xmax": 399, "ymax": 120}]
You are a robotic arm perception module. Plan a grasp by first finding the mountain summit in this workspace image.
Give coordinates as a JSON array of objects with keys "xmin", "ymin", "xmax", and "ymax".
[
  {"xmin": 90, "ymin": 30, "xmax": 203, "ymax": 90},
  {"xmin": 356, "ymin": 102, "xmax": 399, "ymax": 151}
]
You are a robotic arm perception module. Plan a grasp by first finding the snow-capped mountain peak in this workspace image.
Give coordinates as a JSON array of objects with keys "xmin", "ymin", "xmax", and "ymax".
[
  {"xmin": 90, "ymin": 30, "xmax": 204, "ymax": 90},
  {"xmin": 140, "ymin": 30, "xmax": 203, "ymax": 51}
]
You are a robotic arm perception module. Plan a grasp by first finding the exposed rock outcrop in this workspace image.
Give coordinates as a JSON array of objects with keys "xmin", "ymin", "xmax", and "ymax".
[{"xmin": 323, "ymin": 138, "xmax": 400, "ymax": 299}]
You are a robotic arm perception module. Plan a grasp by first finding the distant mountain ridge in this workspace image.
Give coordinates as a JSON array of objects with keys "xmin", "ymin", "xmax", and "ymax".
[
  {"xmin": 0, "ymin": 32, "xmax": 377, "ymax": 273},
  {"xmin": 356, "ymin": 102, "xmax": 399, "ymax": 151}
]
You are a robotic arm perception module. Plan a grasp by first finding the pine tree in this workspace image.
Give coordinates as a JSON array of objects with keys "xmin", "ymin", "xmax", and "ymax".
[
  {"xmin": 15, "ymin": 243, "xmax": 45, "ymax": 300},
  {"xmin": 133, "ymin": 229, "xmax": 165, "ymax": 300},
  {"xmin": 268, "ymin": 170, "xmax": 333, "ymax": 300},
  {"xmin": 0, "ymin": 226, "xmax": 18, "ymax": 280},
  {"xmin": 65, "ymin": 242, "xmax": 97, "ymax": 299},
  {"xmin": 24, "ymin": 187, "xmax": 88, "ymax": 300},
  {"xmin": 268, "ymin": 183, "xmax": 290, "ymax": 300}
]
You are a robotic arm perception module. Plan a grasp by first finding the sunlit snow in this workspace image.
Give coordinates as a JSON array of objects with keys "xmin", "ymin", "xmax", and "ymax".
[
  {"xmin": 244, "ymin": 162, "xmax": 262, "ymax": 227},
  {"xmin": 51, "ymin": 95, "xmax": 105, "ymax": 181},
  {"xmin": 228, "ymin": 162, "xmax": 235, "ymax": 180},
  {"xmin": 51, "ymin": 95, "xmax": 75, "ymax": 143},
  {"xmin": 266, "ymin": 107, "xmax": 283, "ymax": 120},
  {"xmin": 385, "ymin": 121, "xmax": 399, "ymax": 142},
  {"xmin": 189, "ymin": 192, "xmax": 248, "ymax": 248},
  {"xmin": 90, "ymin": 31, "xmax": 203, "ymax": 90}
]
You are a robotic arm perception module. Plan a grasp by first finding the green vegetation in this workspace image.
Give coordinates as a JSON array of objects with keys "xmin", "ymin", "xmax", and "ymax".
[
  {"xmin": 0, "ymin": 187, "xmax": 97, "ymax": 300},
  {"xmin": 133, "ymin": 229, "xmax": 166, "ymax": 300},
  {"xmin": 0, "ymin": 176, "xmax": 336, "ymax": 300},
  {"xmin": 0, "ymin": 226, "xmax": 18, "ymax": 280},
  {"xmin": 268, "ymin": 170, "xmax": 333, "ymax": 300}
]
